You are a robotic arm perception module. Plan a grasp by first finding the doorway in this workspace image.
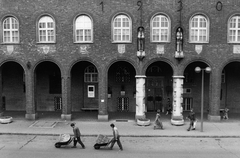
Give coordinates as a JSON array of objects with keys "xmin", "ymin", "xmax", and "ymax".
[{"xmin": 146, "ymin": 77, "xmax": 164, "ymax": 112}]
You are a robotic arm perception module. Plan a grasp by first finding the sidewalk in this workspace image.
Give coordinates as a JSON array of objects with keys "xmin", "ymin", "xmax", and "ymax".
[{"xmin": 0, "ymin": 112, "xmax": 240, "ymax": 138}]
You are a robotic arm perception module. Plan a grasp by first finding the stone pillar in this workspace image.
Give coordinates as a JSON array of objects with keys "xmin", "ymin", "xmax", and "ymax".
[
  {"xmin": 208, "ymin": 69, "xmax": 221, "ymax": 121},
  {"xmin": 0, "ymin": 67, "xmax": 3, "ymax": 116},
  {"xmin": 61, "ymin": 75, "xmax": 72, "ymax": 120},
  {"xmin": 98, "ymin": 71, "xmax": 108, "ymax": 121},
  {"xmin": 135, "ymin": 75, "xmax": 146, "ymax": 120},
  {"xmin": 171, "ymin": 76, "xmax": 184, "ymax": 125},
  {"xmin": 25, "ymin": 70, "xmax": 37, "ymax": 120}
]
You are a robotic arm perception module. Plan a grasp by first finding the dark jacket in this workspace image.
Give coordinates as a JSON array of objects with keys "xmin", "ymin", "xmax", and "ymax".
[
  {"xmin": 188, "ymin": 111, "xmax": 196, "ymax": 121},
  {"xmin": 73, "ymin": 127, "xmax": 81, "ymax": 138}
]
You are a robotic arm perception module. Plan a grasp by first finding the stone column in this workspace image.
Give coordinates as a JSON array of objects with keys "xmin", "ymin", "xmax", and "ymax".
[
  {"xmin": 171, "ymin": 76, "xmax": 184, "ymax": 125},
  {"xmin": 98, "ymin": 71, "xmax": 108, "ymax": 121},
  {"xmin": 208, "ymin": 69, "xmax": 221, "ymax": 121},
  {"xmin": 61, "ymin": 75, "xmax": 72, "ymax": 120},
  {"xmin": 135, "ymin": 75, "xmax": 146, "ymax": 120},
  {"xmin": 25, "ymin": 70, "xmax": 37, "ymax": 120}
]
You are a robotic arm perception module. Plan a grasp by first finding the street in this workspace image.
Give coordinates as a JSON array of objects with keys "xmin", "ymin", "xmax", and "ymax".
[{"xmin": 0, "ymin": 135, "xmax": 240, "ymax": 158}]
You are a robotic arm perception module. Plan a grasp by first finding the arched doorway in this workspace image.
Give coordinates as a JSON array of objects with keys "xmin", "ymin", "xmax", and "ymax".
[
  {"xmin": 1, "ymin": 61, "xmax": 25, "ymax": 112},
  {"xmin": 71, "ymin": 61, "xmax": 99, "ymax": 112},
  {"xmin": 145, "ymin": 61, "xmax": 173, "ymax": 112},
  {"xmin": 108, "ymin": 61, "xmax": 136, "ymax": 113},
  {"xmin": 35, "ymin": 61, "xmax": 61, "ymax": 112},
  {"xmin": 221, "ymin": 62, "xmax": 240, "ymax": 113},
  {"xmin": 183, "ymin": 61, "xmax": 210, "ymax": 113}
]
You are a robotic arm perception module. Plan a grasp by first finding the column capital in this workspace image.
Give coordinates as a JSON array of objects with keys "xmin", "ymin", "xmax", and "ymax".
[
  {"xmin": 172, "ymin": 75, "xmax": 185, "ymax": 79},
  {"xmin": 135, "ymin": 75, "xmax": 146, "ymax": 78}
]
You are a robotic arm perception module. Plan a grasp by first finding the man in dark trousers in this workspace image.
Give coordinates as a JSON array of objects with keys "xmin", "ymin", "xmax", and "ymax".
[
  {"xmin": 70, "ymin": 123, "xmax": 85, "ymax": 149},
  {"xmin": 187, "ymin": 108, "xmax": 196, "ymax": 131},
  {"xmin": 109, "ymin": 123, "xmax": 123, "ymax": 151}
]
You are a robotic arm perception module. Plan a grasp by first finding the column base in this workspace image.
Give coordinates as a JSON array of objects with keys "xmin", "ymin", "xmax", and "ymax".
[
  {"xmin": 171, "ymin": 115, "xmax": 184, "ymax": 126},
  {"xmin": 135, "ymin": 114, "xmax": 146, "ymax": 121},
  {"xmin": 25, "ymin": 113, "xmax": 38, "ymax": 120},
  {"xmin": 61, "ymin": 114, "xmax": 72, "ymax": 121},
  {"xmin": 208, "ymin": 114, "xmax": 221, "ymax": 121},
  {"xmin": 98, "ymin": 114, "xmax": 108, "ymax": 121}
]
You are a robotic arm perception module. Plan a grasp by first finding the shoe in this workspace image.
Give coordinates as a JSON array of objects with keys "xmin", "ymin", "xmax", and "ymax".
[
  {"xmin": 187, "ymin": 129, "xmax": 190, "ymax": 131},
  {"xmin": 119, "ymin": 149, "xmax": 123, "ymax": 151},
  {"xmin": 192, "ymin": 128, "xmax": 195, "ymax": 130},
  {"xmin": 82, "ymin": 147, "xmax": 85, "ymax": 149},
  {"xmin": 71, "ymin": 146, "xmax": 76, "ymax": 148}
]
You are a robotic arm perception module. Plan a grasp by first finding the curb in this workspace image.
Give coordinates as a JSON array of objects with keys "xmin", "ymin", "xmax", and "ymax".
[{"xmin": 1, "ymin": 133, "xmax": 240, "ymax": 138}]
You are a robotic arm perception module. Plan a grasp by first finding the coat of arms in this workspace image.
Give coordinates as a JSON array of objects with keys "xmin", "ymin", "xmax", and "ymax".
[
  {"xmin": 195, "ymin": 45, "xmax": 202, "ymax": 54},
  {"xmin": 118, "ymin": 44, "xmax": 125, "ymax": 54}
]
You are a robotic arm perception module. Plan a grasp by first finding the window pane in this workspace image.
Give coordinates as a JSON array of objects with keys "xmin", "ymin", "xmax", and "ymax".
[
  {"xmin": 3, "ymin": 17, "xmax": 19, "ymax": 43},
  {"xmin": 152, "ymin": 15, "xmax": 169, "ymax": 42},
  {"xmin": 113, "ymin": 15, "xmax": 131, "ymax": 42}
]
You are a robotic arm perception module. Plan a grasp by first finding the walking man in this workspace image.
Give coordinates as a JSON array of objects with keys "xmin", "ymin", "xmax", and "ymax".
[
  {"xmin": 109, "ymin": 123, "xmax": 123, "ymax": 151},
  {"xmin": 70, "ymin": 123, "xmax": 85, "ymax": 149},
  {"xmin": 187, "ymin": 108, "xmax": 196, "ymax": 131}
]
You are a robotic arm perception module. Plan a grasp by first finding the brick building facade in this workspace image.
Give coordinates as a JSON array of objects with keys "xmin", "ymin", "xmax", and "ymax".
[{"xmin": 0, "ymin": 0, "xmax": 240, "ymax": 121}]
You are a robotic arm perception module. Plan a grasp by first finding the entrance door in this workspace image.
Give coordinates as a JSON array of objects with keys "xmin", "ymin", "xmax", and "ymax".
[{"xmin": 146, "ymin": 77, "xmax": 164, "ymax": 112}]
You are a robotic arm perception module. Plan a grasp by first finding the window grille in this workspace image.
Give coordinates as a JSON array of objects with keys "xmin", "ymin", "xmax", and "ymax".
[
  {"xmin": 189, "ymin": 15, "xmax": 209, "ymax": 43},
  {"xmin": 228, "ymin": 16, "xmax": 240, "ymax": 43},
  {"xmin": 3, "ymin": 17, "xmax": 19, "ymax": 43},
  {"xmin": 75, "ymin": 15, "xmax": 93, "ymax": 42},
  {"xmin": 38, "ymin": 16, "xmax": 55, "ymax": 42},
  {"xmin": 117, "ymin": 97, "xmax": 129, "ymax": 111},
  {"xmin": 182, "ymin": 98, "xmax": 192, "ymax": 111},
  {"xmin": 54, "ymin": 97, "xmax": 62, "ymax": 111},
  {"xmin": 151, "ymin": 14, "xmax": 170, "ymax": 42},
  {"xmin": 113, "ymin": 14, "xmax": 131, "ymax": 42},
  {"xmin": 84, "ymin": 66, "xmax": 98, "ymax": 82}
]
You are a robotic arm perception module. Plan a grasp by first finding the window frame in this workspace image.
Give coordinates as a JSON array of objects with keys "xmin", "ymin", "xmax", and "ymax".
[
  {"xmin": 84, "ymin": 65, "xmax": 98, "ymax": 83},
  {"xmin": 37, "ymin": 15, "xmax": 56, "ymax": 43},
  {"xmin": 112, "ymin": 14, "xmax": 132, "ymax": 43},
  {"xmin": 150, "ymin": 14, "xmax": 171, "ymax": 43},
  {"xmin": 74, "ymin": 14, "xmax": 93, "ymax": 43},
  {"xmin": 189, "ymin": 14, "xmax": 209, "ymax": 43},
  {"xmin": 2, "ymin": 16, "xmax": 20, "ymax": 44},
  {"xmin": 228, "ymin": 15, "xmax": 240, "ymax": 43}
]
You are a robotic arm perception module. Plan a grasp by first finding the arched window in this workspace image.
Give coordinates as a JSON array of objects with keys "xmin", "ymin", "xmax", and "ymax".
[
  {"xmin": 112, "ymin": 14, "xmax": 132, "ymax": 43},
  {"xmin": 38, "ymin": 16, "xmax": 55, "ymax": 43},
  {"xmin": 151, "ymin": 14, "xmax": 170, "ymax": 42},
  {"xmin": 75, "ymin": 15, "xmax": 93, "ymax": 43},
  {"xmin": 3, "ymin": 17, "xmax": 19, "ymax": 43},
  {"xmin": 84, "ymin": 66, "xmax": 98, "ymax": 82},
  {"xmin": 189, "ymin": 15, "xmax": 209, "ymax": 43},
  {"xmin": 228, "ymin": 15, "xmax": 240, "ymax": 43}
]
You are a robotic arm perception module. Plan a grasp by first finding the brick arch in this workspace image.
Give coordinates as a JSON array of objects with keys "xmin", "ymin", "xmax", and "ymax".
[
  {"xmin": 0, "ymin": 58, "xmax": 27, "ymax": 74},
  {"xmin": 219, "ymin": 58, "xmax": 240, "ymax": 74},
  {"xmin": 106, "ymin": 57, "xmax": 137, "ymax": 74},
  {"xmin": 181, "ymin": 57, "xmax": 213, "ymax": 75},
  {"xmin": 32, "ymin": 58, "xmax": 63, "ymax": 76},
  {"xmin": 68, "ymin": 57, "xmax": 102, "ymax": 78},
  {"xmin": 142, "ymin": 58, "xmax": 176, "ymax": 76}
]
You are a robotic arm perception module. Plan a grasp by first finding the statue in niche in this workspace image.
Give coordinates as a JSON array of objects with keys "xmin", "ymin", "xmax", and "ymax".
[
  {"xmin": 176, "ymin": 27, "xmax": 183, "ymax": 52},
  {"xmin": 137, "ymin": 26, "xmax": 145, "ymax": 52}
]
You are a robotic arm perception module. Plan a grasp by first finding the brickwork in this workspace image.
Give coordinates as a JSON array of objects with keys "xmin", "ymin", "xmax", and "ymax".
[{"xmin": 0, "ymin": 0, "xmax": 240, "ymax": 120}]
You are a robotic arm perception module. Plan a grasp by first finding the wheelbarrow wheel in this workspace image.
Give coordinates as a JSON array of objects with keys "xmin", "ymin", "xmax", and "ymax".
[
  {"xmin": 55, "ymin": 143, "xmax": 61, "ymax": 148},
  {"xmin": 94, "ymin": 144, "xmax": 100, "ymax": 149}
]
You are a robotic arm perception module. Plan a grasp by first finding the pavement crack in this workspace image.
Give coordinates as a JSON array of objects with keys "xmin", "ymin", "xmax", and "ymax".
[
  {"xmin": 19, "ymin": 135, "xmax": 37, "ymax": 149},
  {"xmin": 216, "ymin": 139, "xmax": 240, "ymax": 158}
]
